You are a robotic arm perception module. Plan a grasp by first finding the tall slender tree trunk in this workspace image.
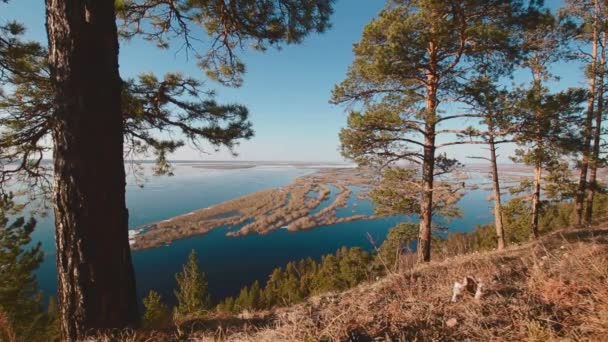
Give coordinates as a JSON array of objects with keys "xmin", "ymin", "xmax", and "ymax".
[
  {"xmin": 586, "ymin": 31, "xmax": 606, "ymax": 225},
  {"xmin": 576, "ymin": 7, "xmax": 599, "ymax": 227},
  {"xmin": 418, "ymin": 123, "xmax": 435, "ymax": 263},
  {"xmin": 489, "ymin": 134, "xmax": 505, "ymax": 249},
  {"xmin": 46, "ymin": 0, "xmax": 138, "ymax": 340},
  {"xmin": 528, "ymin": 65, "xmax": 544, "ymax": 241},
  {"xmin": 417, "ymin": 77, "xmax": 438, "ymax": 263},
  {"xmin": 530, "ymin": 161, "xmax": 541, "ymax": 240}
]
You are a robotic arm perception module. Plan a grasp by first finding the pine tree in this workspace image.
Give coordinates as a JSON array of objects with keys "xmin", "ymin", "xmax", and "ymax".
[
  {"xmin": 174, "ymin": 250, "xmax": 211, "ymax": 319},
  {"xmin": 263, "ymin": 268, "xmax": 284, "ymax": 307},
  {"xmin": 1, "ymin": 1, "xmax": 334, "ymax": 338},
  {"xmin": 313, "ymin": 255, "xmax": 343, "ymax": 292},
  {"xmin": 282, "ymin": 262, "xmax": 304, "ymax": 304},
  {"xmin": 369, "ymin": 167, "xmax": 463, "ymax": 225},
  {"xmin": 376, "ymin": 223, "xmax": 418, "ymax": 272},
  {"xmin": 142, "ymin": 290, "xmax": 170, "ymax": 329},
  {"xmin": 216, "ymin": 296, "xmax": 236, "ymax": 313},
  {"xmin": 460, "ymin": 76, "xmax": 516, "ymax": 250},
  {"xmin": 45, "ymin": 297, "xmax": 61, "ymax": 341},
  {"xmin": 235, "ymin": 286, "xmax": 251, "ymax": 311},
  {"xmin": 337, "ymin": 247, "xmax": 370, "ymax": 287},
  {"xmin": 509, "ymin": 88, "xmax": 584, "ymax": 239},
  {"xmin": 0, "ymin": 194, "xmax": 47, "ymax": 341},
  {"xmin": 297, "ymin": 258, "xmax": 317, "ymax": 297},
  {"xmin": 332, "ymin": 0, "xmax": 527, "ymax": 262},
  {"xmin": 248, "ymin": 281, "xmax": 262, "ymax": 310},
  {"xmin": 587, "ymin": 29, "xmax": 607, "ymax": 224},
  {"xmin": 501, "ymin": 198, "xmax": 533, "ymax": 243},
  {"xmin": 561, "ymin": 0, "xmax": 608, "ymax": 226},
  {"xmin": 220, "ymin": 246, "xmax": 377, "ymax": 313},
  {"xmin": 509, "ymin": 12, "xmax": 585, "ymax": 239}
]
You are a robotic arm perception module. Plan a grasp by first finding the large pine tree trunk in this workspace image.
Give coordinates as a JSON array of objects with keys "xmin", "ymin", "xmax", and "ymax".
[
  {"xmin": 576, "ymin": 10, "xmax": 599, "ymax": 227},
  {"xmin": 46, "ymin": 0, "xmax": 138, "ymax": 340},
  {"xmin": 489, "ymin": 136, "xmax": 505, "ymax": 250},
  {"xmin": 530, "ymin": 162, "xmax": 541, "ymax": 240},
  {"xmin": 586, "ymin": 31, "xmax": 606, "ymax": 225}
]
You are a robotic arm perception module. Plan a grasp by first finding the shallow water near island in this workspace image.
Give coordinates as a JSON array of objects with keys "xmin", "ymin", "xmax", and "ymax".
[{"xmin": 30, "ymin": 164, "xmax": 497, "ymax": 305}]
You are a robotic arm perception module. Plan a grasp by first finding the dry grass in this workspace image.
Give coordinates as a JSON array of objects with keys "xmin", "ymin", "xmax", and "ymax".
[
  {"xmin": 91, "ymin": 226, "xmax": 608, "ymax": 341},
  {"xmin": 0, "ymin": 308, "xmax": 17, "ymax": 342},
  {"xmin": 198, "ymin": 227, "xmax": 608, "ymax": 341}
]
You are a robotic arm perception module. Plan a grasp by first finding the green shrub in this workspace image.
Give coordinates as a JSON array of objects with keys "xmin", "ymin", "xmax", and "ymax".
[
  {"xmin": 173, "ymin": 250, "xmax": 211, "ymax": 319},
  {"xmin": 0, "ymin": 195, "xmax": 53, "ymax": 341},
  {"xmin": 142, "ymin": 290, "xmax": 170, "ymax": 329}
]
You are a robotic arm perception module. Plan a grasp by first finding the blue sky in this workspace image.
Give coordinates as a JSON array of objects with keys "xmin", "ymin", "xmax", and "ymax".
[{"xmin": 1, "ymin": 0, "xmax": 586, "ymax": 163}]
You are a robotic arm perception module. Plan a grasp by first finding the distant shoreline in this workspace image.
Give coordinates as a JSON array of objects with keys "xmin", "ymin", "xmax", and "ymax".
[
  {"xmin": 166, "ymin": 161, "xmax": 357, "ymax": 170},
  {"xmin": 189, "ymin": 164, "xmax": 258, "ymax": 170}
]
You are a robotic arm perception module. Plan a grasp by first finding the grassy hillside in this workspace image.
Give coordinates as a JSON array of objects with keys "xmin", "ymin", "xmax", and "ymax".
[{"xmin": 94, "ymin": 222, "xmax": 608, "ymax": 341}]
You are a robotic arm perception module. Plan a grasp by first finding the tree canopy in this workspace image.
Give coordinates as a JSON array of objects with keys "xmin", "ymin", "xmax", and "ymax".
[
  {"xmin": 333, "ymin": 0, "xmax": 528, "ymax": 262},
  {"xmin": 116, "ymin": 0, "xmax": 334, "ymax": 86},
  {"xmin": 0, "ymin": 0, "xmax": 335, "ymax": 199},
  {"xmin": 174, "ymin": 250, "xmax": 211, "ymax": 319}
]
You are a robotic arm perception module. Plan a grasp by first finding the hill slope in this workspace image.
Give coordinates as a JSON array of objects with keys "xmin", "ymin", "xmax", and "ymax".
[
  {"xmin": 106, "ymin": 224, "xmax": 608, "ymax": 341},
  {"xmin": 210, "ymin": 227, "xmax": 607, "ymax": 341}
]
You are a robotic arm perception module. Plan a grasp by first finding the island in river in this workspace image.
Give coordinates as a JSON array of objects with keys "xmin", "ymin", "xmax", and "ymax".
[
  {"xmin": 129, "ymin": 163, "xmax": 545, "ymax": 250},
  {"xmin": 130, "ymin": 168, "xmax": 378, "ymax": 250}
]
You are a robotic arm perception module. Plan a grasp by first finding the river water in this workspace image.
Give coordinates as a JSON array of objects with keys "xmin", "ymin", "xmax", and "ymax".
[{"xmin": 28, "ymin": 163, "xmax": 495, "ymax": 304}]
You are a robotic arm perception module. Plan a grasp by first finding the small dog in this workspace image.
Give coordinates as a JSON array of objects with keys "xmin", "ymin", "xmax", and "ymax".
[{"xmin": 451, "ymin": 276, "xmax": 484, "ymax": 302}]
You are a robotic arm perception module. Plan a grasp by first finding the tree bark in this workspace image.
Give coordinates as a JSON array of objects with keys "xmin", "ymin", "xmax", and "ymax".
[
  {"xmin": 417, "ymin": 122, "xmax": 435, "ymax": 263},
  {"xmin": 417, "ymin": 76, "xmax": 438, "ymax": 263},
  {"xmin": 489, "ymin": 134, "xmax": 505, "ymax": 250},
  {"xmin": 576, "ymin": 5, "xmax": 599, "ymax": 227},
  {"xmin": 530, "ymin": 161, "xmax": 541, "ymax": 240},
  {"xmin": 586, "ymin": 30, "xmax": 606, "ymax": 225},
  {"xmin": 46, "ymin": 0, "xmax": 138, "ymax": 340}
]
